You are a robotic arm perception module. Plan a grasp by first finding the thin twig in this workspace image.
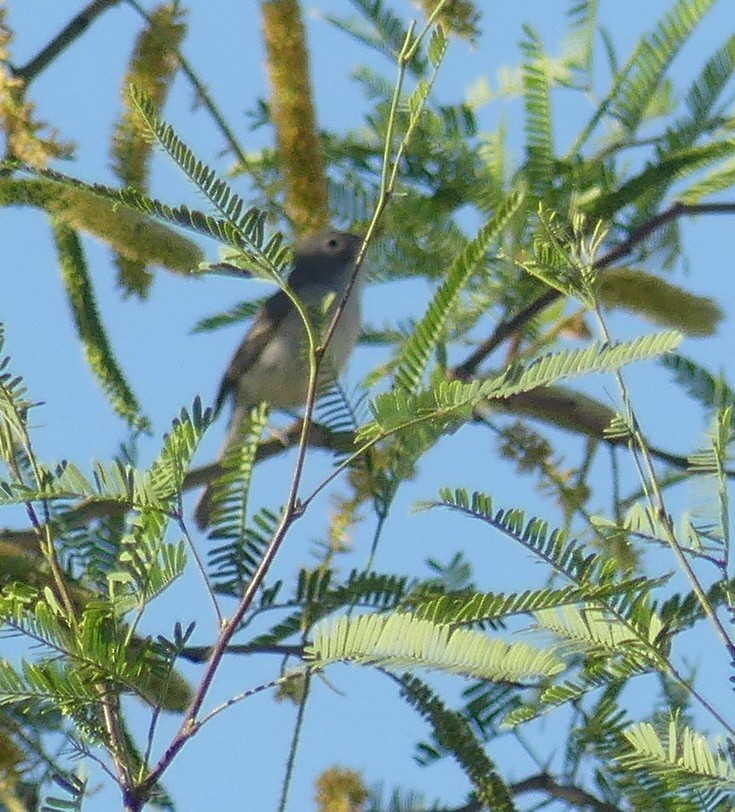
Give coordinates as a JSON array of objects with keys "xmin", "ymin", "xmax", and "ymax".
[
  {"xmin": 179, "ymin": 643, "xmax": 304, "ymax": 663},
  {"xmin": 277, "ymin": 671, "xmax": 311, "ymax": 812},
  {"xmin": 134, "ymin": 18, "xmax": 442, "ymax": 796},
  {"xmin": 590, "ymin": 298, "xmax": 735, "ymax": 731}
]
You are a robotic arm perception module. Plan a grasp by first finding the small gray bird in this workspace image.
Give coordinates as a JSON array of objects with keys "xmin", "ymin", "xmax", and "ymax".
[{"xmin": 195, "ymin": 229, "xmax": 365, "ymax": 528}]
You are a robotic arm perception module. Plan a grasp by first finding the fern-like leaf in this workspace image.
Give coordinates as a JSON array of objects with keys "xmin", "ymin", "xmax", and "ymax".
[
  {"xmin": 146, "ymin": 398, "xmax": 212, "ymax": 501},
  {"xmin": 113, "ymin": 513, "xmax": 187, "ymax": 609},
  {"xmin": 0, "ymin": 659, "xmax": 98, "ymax": 717},
  {"xmin": 619, "ymin": 719, "xmax": 735, "ymax": 807},
  {"xmin": 424, "ymin": 488, "xmax": 621, "ymax": 591},
  {"xmin": 663, "ymin": 33, "xmax": 735, "ymax": 154},
  {"xmin": 398, "ymin": 674, "xmax": 515, "ymax": 811},
  {"xmin": 307, "ymin": 612, "xmax": 564, "ymax": 681},
  {"xmin": 191, "ymin": 299, "xmax": 264, "ymax": 334},
  {"xmin": 678, "ymin": 158, "xmax": 735, "ymax": 203},
  {"xmin": 326, "ymin": 1, "xmax": 428, "ymax": 78},
  {"xmin": 361, "ymin": 331, "xmax": 681, "ymax": 445},
  {"xmin": 131, "ymin": 87, "xmax": 289, "ymax": 276},
  {"xmin": 521, "ymin": 25, "xmax": 555, "ymax": 198},
  {"xmin": 410, "ymin": 578, "xmax": 653, "ymax": 625},
  {"xmin": 393, "ymin": 191, "xmax": 523, "ymax": 393},
  {"xmin": 0, "ymin": 325, "xmax": 33, "ymax": 471},
  {"xmin": 205, "ymin": 403, "xmax": 269, "ymax": 543},
  {"xmin": 661, "ymin": 353, "xmax": 735, "ymax": 412},
  {"xmin": 486, "ymin": 330, "xmax": 682, "ymax": 399},
  {"xmin": 209, "ymin": 503, "xmax": 279, "ymax": 597},
  {"xmin": 609, "ymin": 0, "xmax": 716, "ymax": 134},
  {"xmin": 589, "ymin": 141, "xmax": 735, "ymax": 222}
]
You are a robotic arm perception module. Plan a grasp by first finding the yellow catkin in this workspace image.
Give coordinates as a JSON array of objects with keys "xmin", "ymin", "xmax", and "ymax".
[
  {"xmin": 112, "ymin": 3, "xmax": 187, "ymax": 189},
  {"xmin": 315, "ymin": 767, "xmax": 368, "ymax": 812},
  {"xmin": 261, "ymin": 0, "xmax": 329, "ymax": 234},
  {"xmin": 0, "ymin": 9, "xmax": 70, "ymax": 166},
  {"xmin": 413, "ymin": 0, "xmax": 481, "ymax": 42}
]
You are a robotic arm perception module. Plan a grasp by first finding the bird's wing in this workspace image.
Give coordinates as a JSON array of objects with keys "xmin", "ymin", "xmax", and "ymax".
[{"xmin": 213, "ymin": 287, "xmax": 292, "ymax": 414}]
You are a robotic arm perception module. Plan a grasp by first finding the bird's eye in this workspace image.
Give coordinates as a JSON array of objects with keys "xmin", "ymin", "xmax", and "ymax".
[{"xmin": 327, "ymin": 237, "xmax": 339, "ymax": 249}]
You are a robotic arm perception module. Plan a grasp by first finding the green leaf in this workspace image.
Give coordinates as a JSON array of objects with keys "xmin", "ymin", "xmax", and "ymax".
[
  {"xmin": 663, "ymin": 33, "xmax": 735, "ymax": 154},
  {"xmin": 146, "ymin": 398, "xmax": 212, "ymax": 500},
  {"xmin": 393, "ymin": 191, "xmax": 524, "ymax": 393},
  {"xmin": 678, "ymin": 158, "xmax": 735, "ymax": 203},
  {"xmin": 0, "ymin": 659, "xmax": 97, "ymax": 716},
  {"xmin": 661, "ymin": 353, "xmax": 735, "ymax": 412},
  {"xmin": 484, "ymin": 330, "xmax": 682, "ymax": 399},
  {"xmin": 362, "ymin": 331, "xmax": 681, "ymax": 445},
  {"xmin": 204, "ymin": 403, "xmax": 270, "ymax": 541},
  {"xmin": 307, "ymin": 612, "xmax": 564, "ymax": 681},
  {"xmin": 325, "ymin": 1, "xmax": 428, "ymax": 78},
  {"xmin": 521, "ymin": 25, "xmax": 555, "ymax": 198},
  {"xmin": 534, "ymin": 604, "xmax": 665, "ymax": 655},
  {"xmin": 0, "ymin": 325, "xmax": 33, "ymax": 469},
  {"xmin": 131, "ymin": 86, "xmax": 290, "ymax": 280},
  {"xmin": 191, "ymin": 299, "xmax": 264, "ymax": 333},
  {"xmin": 427, "ymin": 26, "xmax": 448, "ymax": 68},
  {"xmin": 398, "ymin": 675, "xmax": 515, "ymax": 811},
  {"xmin": 609, "ymin": 0, "xmax": 717, "ymax": 133},
  {"xmin": 585, "ymin": 141, "xmax": 735, "ymax": 220},
  {"xmin": 410, "ymin": 579, "xmax": 654, "ymax": 625},
  {"xmin": 619, "ymin": 718, "xmax": 735, "ymax": 805}
]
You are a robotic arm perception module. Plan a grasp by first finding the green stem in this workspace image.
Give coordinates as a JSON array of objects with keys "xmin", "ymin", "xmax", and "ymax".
[{"xmin": 278, "ymin": 672, "xmax": 311, "ymax": 812}]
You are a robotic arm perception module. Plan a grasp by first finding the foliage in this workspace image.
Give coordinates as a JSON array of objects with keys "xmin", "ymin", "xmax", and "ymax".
[{"xmin": 1, "ymin": 1, "xmax": 734, "ymax": 811}]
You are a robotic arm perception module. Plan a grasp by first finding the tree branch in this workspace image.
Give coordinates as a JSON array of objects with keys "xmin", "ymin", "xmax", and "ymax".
[
  {"xmin": 511, "ymin": 772, "xmax": 622, "ymax": 812},
  {"xmin": 1, "ymin": 414, "xmax": 733, "ymax": 554},
  {"xmin": 455, "ymin": 201, "xmax": 735, "ymax": 379},
  {"xmin": 13, "ymin": 0, "xmax": 123, "ymax": 84},
  {"xmin": 180, "ymin": 643, "xmax": 304, "ymax": 663},
  {"xmin": 0, "ymin": 420, "xmax": 352, "ymax": 550}
]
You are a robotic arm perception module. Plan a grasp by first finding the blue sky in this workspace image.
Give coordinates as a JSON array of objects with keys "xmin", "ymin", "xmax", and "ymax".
[{"xmin": 3, "ymin": 2, "xmax": 735, "ymax": 810}]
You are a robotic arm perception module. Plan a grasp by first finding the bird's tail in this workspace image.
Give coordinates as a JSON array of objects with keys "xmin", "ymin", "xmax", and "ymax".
[{"xmin": 194, "ymin": 401, "xmax": 258, "ymax": 530}]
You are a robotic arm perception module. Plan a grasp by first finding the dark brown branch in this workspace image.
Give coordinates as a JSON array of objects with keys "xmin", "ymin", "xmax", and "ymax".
[
  {"xmin": 455, "ymin": 201, "xmax": 735, "ymax": 379},
  {"xmin": 377, "ymin": 772, "xmax": 624, "ymax": 812},
  {"xmin": 1, "ymin": 415, "xmax": 733, "ymax": 553},
  {"xmin": 180, "ymin": 643, "xmax": 304, "ymax": 663},
  {"xmin": 0, "ymin": 420, "xmax": 353, "ymax": 550},
  {"xmin": 511, "ymin": 772, "xmax": 622, "ymax": 812},
  {"xmin": 13, "ymin": 0, "xmax": 123, "ymax": 84}
]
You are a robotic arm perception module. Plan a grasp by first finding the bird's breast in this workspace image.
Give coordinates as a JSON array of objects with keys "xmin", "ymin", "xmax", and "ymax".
[{"xmin": 236, "ymin": 282, "xmax": 362, "ymax": 408}]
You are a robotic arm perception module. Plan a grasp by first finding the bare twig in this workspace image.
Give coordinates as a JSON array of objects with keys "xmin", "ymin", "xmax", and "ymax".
[{"xmin": 132, "ymin": 20, "xmax": 441, "ymax": 801}]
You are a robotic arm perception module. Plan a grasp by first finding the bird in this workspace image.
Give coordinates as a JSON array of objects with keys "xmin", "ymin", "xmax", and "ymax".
[{"xmin": 194, "ymin": 228, "xmax": 365, "ymax": 528}]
